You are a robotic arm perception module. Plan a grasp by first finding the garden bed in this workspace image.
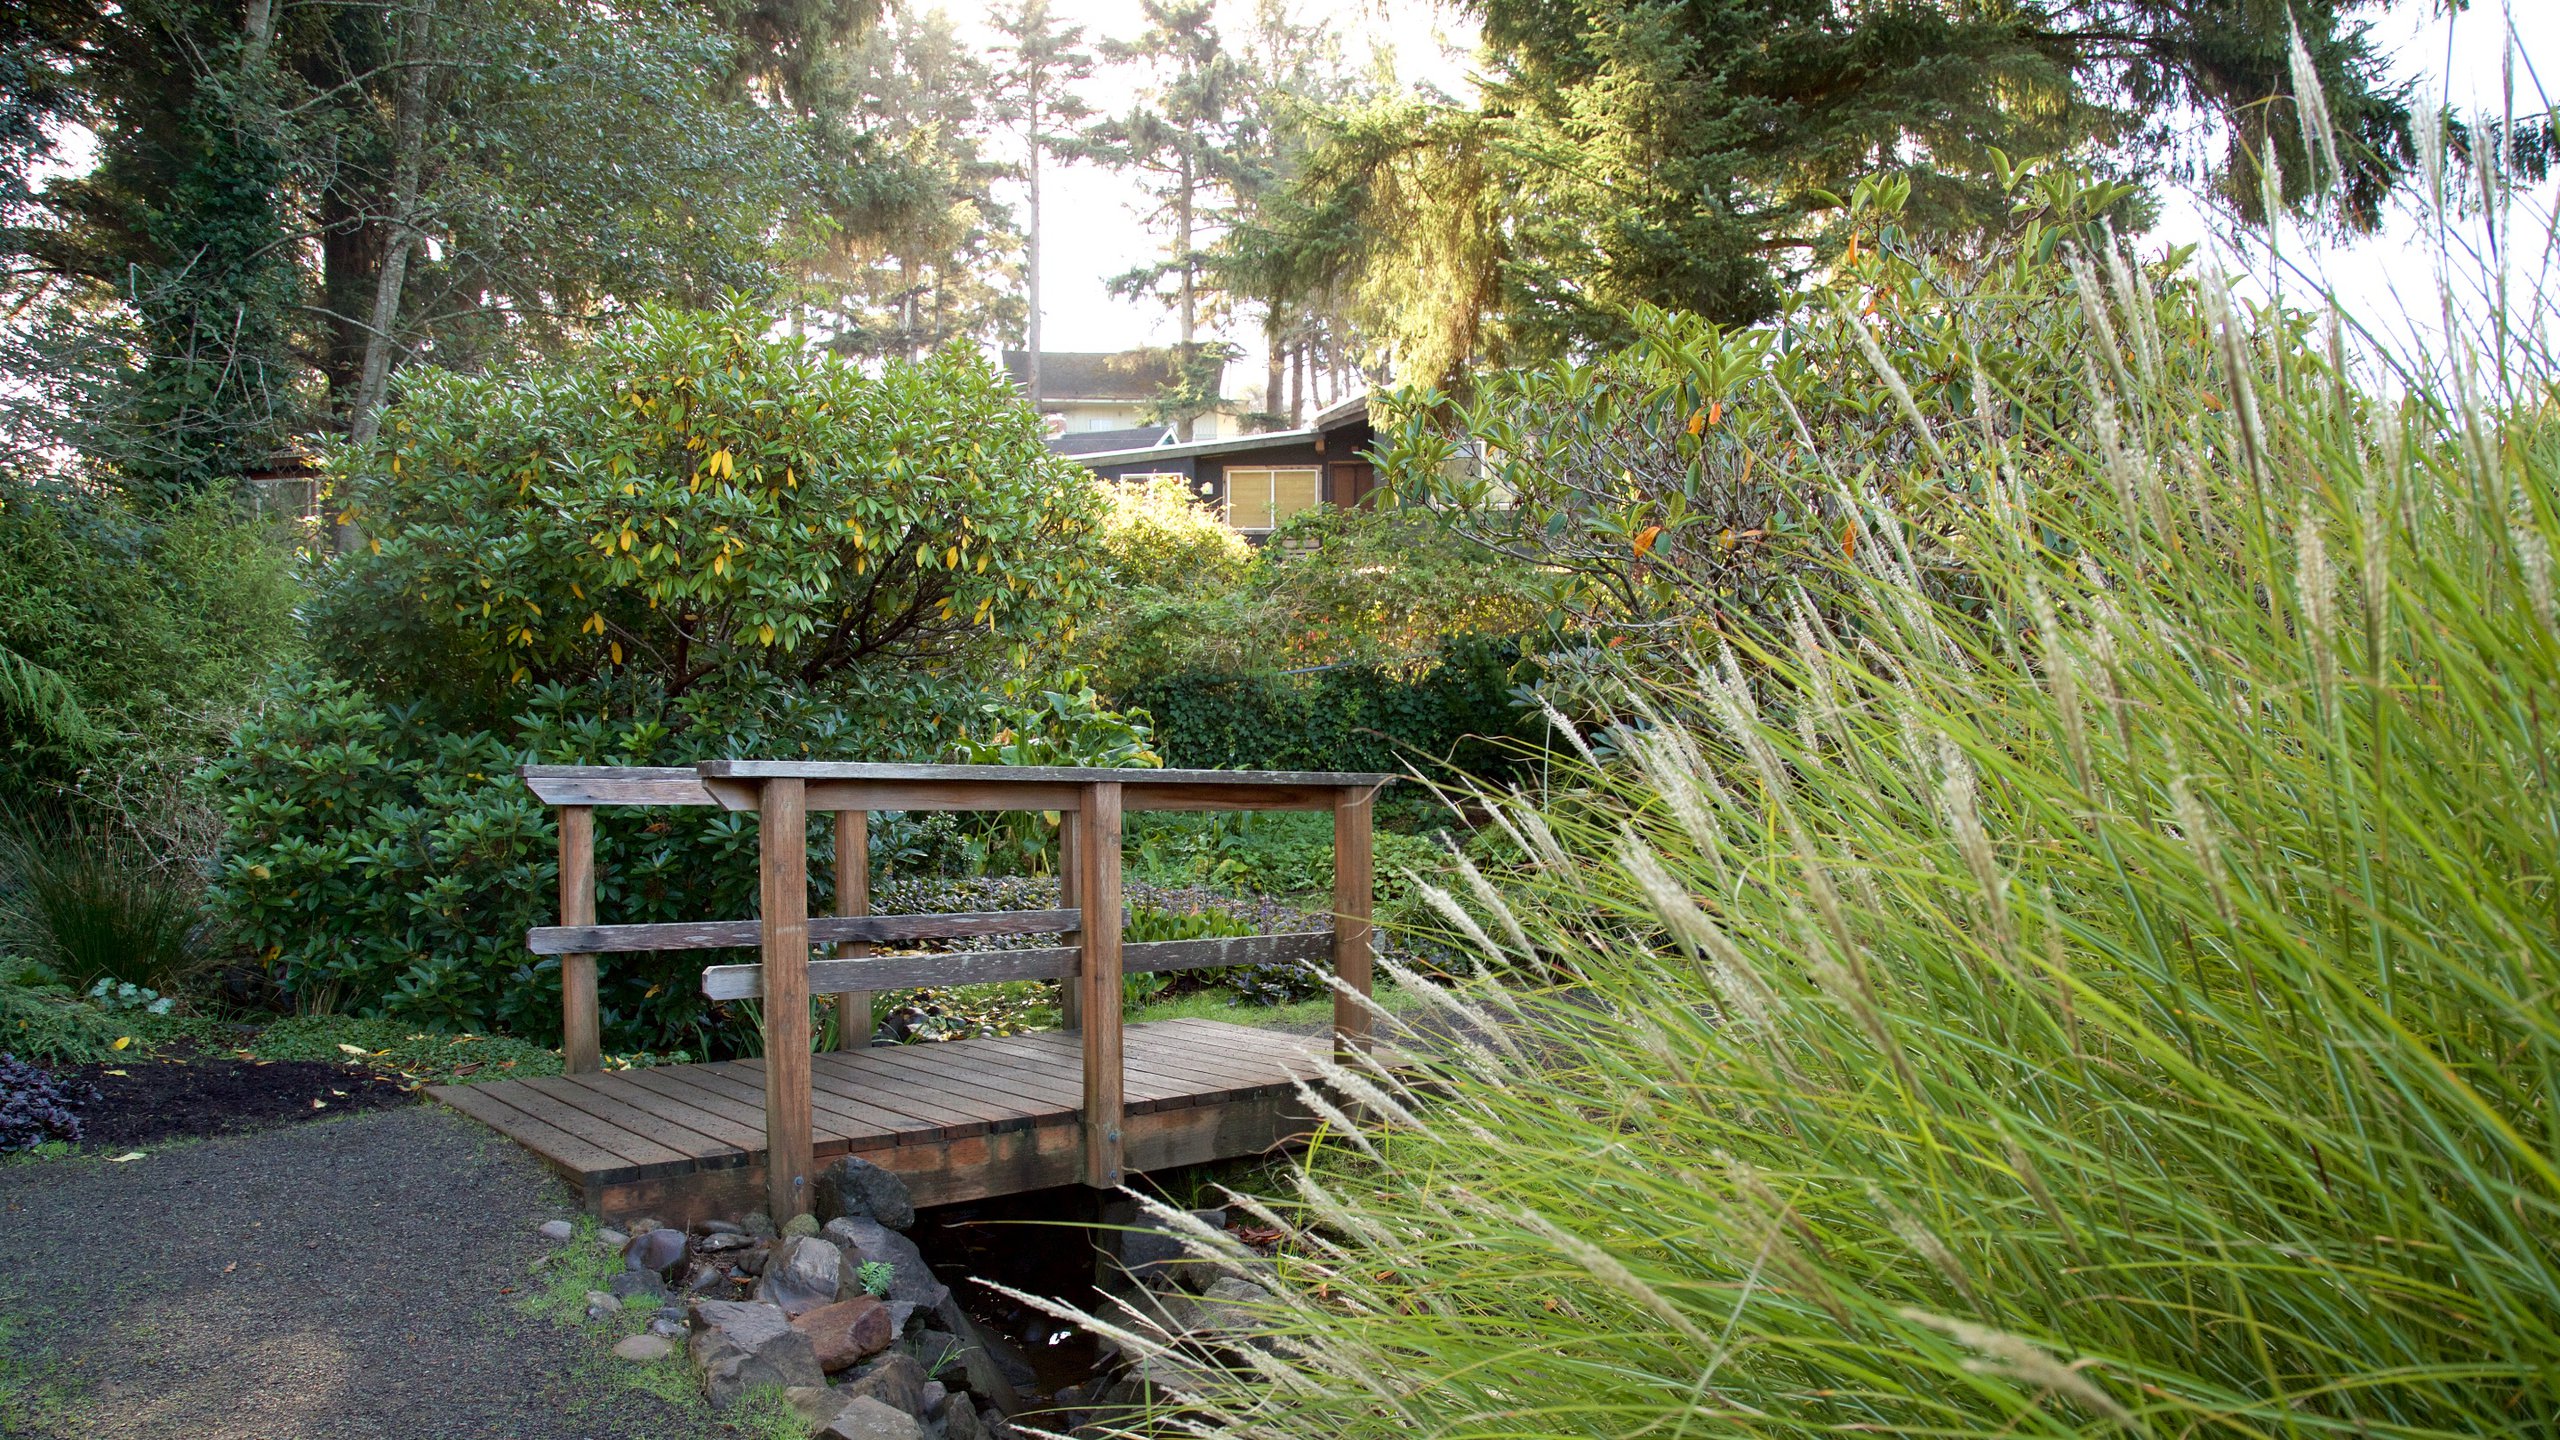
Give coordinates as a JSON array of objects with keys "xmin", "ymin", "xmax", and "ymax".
[{"xmin": 59, "ymin": 1043, "xmax": 417, "ymax": 1149}]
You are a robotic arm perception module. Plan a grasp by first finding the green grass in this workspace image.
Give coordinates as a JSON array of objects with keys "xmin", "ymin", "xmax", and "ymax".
[
  {"xmin": 1075, "ymin": 206, "xmax": 2560, "ymax": 1435},
  {"xmin": 245, "ymin": 1015, "xmax": 564, "ymax": 1085},
  {"xmin": 1127, "ymin": 982, "xmax": 1422, "ymax": 1030}
]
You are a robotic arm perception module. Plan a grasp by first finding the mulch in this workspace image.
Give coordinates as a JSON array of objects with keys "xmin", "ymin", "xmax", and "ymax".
[{"xmin": 58, "ymin": 1044, "xmax": 416, "ymax": 1149}]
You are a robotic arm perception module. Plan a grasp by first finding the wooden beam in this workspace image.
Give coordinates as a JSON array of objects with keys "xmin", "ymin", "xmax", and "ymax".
[
  {"xmin": 558, "ymin": 805, "xmax": 600, "ymax": 1076},
  {"xmin": 522, "ymin": 766, "xmax": 717, "ymax": 807},
  {"xmin": 699, "ymin": 931, "xmax": 1339, "ymax": 1001},
  {"xmin": 834, "ymin": 811, "xmax": 871, "ymax": 1053},
  {"xmin": 1079, "ymin": 781, "xmax": 1125, "ymax": 1188},
  {"xmin": 698, "ymin": 760, "xmax": 1399, "ymax": 787},
  {"xmin": 1057, "ymin": 813, "xmax": 1081, "ymax": 1033},
  {"xmin": 1333, "ymin": 785, "xmax": 1376, "ymax": 1055},
  {"xmin": 527, "ymin": 908, "xmax": 1081, "ymax": 956},
  {"xmin": 759, "ymin": 778, "xmax": 814, "ymax": 1222}
]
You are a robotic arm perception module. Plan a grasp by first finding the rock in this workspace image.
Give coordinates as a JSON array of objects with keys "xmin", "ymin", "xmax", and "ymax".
[
  {"xmin": 607, "ymin": 1267, "xmax": 667, "ymax": 1302},
  {"xmin": 793, "ymin": 1295, "xmax": 896, "ymax": 1373},
  {"xmin": 1128, "ymin": 1349, "xmax": 1220, "ymax": 1400},
  {"xmin": 697, "ymin": 1231, "xmax": 755, "ymax": 1254},
  {"xmin": 944, "ymin": 1399, "xmax": 985, "ymax": 1440},
  {"xmin": 819, "ymin": 1395, "xmax": 928, "ymax": 1440},
  {"xmin": 757, "ymin": 1234, "xmax": 846, "ymax": 1317},
  {"xmin": 1198, "ymin": 1276, "xmax": 1273, "ymax": 1331},
  {"xmin": 1120, "ymin": 1208, "xmax": 1233, "ymax": 1288},
  {"xmin": 584, "ymin": 1290, "xmax": 622, "ymax": 1314},
  {"xmin": 938, "ymin": 1317, "xmax": 1025, "ymax": 1415},
  {"xmin": 598, "ymin": 1227, "xmax": 629, "ymax": 1249},
  {"xmin": 627, "ymin": 1215, "xmax": 664, "ymax": 1235},
  {"xmin": 888, "ymin": 1302, "xmax": 916, "ymax": 1333},
  {"xmin": 788, "ymin": 1385, "xmax": 850, "ymax": 1428},
  {"xmin": 625, "ymin": 1226, "xmax": 690, "ymax": 1280},
  {"xmin": 537, "ymin": 1219, "xmax": 576, "ymax": 1244},
  {"xmin": 839, "ymin": 1350, "xmax": 927, "ymax": 1417},
  {"xmin": 649, "ymin": 1316, "xmax": 687, "ymax": 1339},
  {"xmin": 917, "ymin": 1380, "xmax": 947, "ymax": 1419},
  {"xmin": 813, "ymin": 1156, "xmax": 918, "ymax": 1232},
  {"xmin": 744, "ymin": 1211, "xmax": 777, "ymax": 1239},
  {"xmin": 700, "ymin": 1218, "xmax": 744, "ymax": 1236},
  {"xmin": 784, "ymin": 1211, "xmax": 823, "ymax": 1239},
  {"xmin": 688, "ymin": 1299, "xmax": 824, "ymax": 1410},
  {"xmin": 824, "ymin": 1218, "xmax": 949, "ymax": 1316},
  {"xmin": 736, "ymin": 1243, "xmax": 770, "ymax": 1278},
  {"xmin": 611, "ymin": 1333, "xmax": 674, "ymax": 1362},
  {"xmin": 684, "ymin": 1262, "xmax": 727, "ymax": 1294}
]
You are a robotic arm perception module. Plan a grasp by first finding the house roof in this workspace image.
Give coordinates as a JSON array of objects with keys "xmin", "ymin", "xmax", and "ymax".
[
  {"xmin": 1004, "ymin": 349, "xmax": 1207, "ymax": 402},
  {"xmin": 1065, "ymin": 394, "xmax": 1374, "ymax": 468},
  {"xmin": 1049, "ymin": 425, "xmax": 1173, "ymax": 456}
]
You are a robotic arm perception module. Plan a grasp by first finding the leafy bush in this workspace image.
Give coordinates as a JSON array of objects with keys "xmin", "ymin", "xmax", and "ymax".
[
  {"xmin": 1135, "ymin": 223, "xmax": 2560, "ymax": 1434},
  {"xmin": 209, "ymin": 306, "xmax": 1116, "ymax": 1051},
  {"xmin": 1091, "ymin": 475, "xmax": 1250, "ymax": 596},
  {"xmin": 317, "ymin": 302, "xmax": 1104, "ymax": 728},
  {"xmin": 1123, "ymin": 633, "xmax": 1544, "ymax": 781},
  {"xmin": 0, "ymin": 984, "xmax": 128, "ymax": 1065},
  {"xmin": 0, "ymin": 487, "xmax": 304, "ymax": 801},
  {"xmin": 0, "ymin": 1054, "xmax": 89, "ymax": 1154},
  {"xmin": 0, "ymin": 823, "xmax": 210, "ymax": 992}
]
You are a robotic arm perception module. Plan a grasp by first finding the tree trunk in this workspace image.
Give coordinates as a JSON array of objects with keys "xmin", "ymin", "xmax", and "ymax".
[
  {"xmin": 1026, "ymin": 86, "xmax": 1044, "ymax": 411},
  {"xmin": 346, "ymin": 0, "xmax": 439, "ymax": 451},
  {"xmin": 1175, "ymin": 147, "xmax": 1195, "ymax": 442},
  {"xmin": 1290, "ymin": 338, "xmax": 1305, "ymax": 426}
]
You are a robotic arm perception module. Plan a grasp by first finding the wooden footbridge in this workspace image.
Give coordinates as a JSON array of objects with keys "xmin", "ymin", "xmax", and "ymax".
[{"xmin": 428, "ymin": 762, "xmax": 1389, "ymax": 1226}]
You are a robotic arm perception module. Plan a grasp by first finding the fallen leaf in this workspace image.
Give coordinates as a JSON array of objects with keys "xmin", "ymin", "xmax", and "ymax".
[
  {"xmin": 311, "ymin": 1098, "xmax": 328, "ymax": 1109},
  {"xmin": 106, "ymin": 1151, "xmax": 147, "ymax": 1163},
  {"xmin": 223, "ymin": 1262, "xmax": 237, "ymax": 1274},
  {"xmin": 103, "ymin": 1068, "xmax": 129, "ymax": 1077},
  {"xmin": 111, "ymin": 1036, "xmax": 131, "ymax": 1051},
  {"xmin": 337, "ymin": 1043, "xmax": 367, "ymax": 1056},
  {"xmin": 329, "ymin": 1089, "xmax": 348, "ymax": 1097}
]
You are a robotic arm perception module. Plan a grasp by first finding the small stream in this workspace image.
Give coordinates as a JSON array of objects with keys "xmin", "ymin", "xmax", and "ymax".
[{"xmin": 908, "ymin": 1185, "xmax": 1112, "ymax": 1403}]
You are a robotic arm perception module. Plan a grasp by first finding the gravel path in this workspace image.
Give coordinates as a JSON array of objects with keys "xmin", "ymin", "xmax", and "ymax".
[{"xmin": 0, "ymin": 1106, "xmax": 726, "ymax": 1440}]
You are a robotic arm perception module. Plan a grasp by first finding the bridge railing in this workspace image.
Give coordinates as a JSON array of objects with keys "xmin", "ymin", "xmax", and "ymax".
[{"xmin": 519, "ymin": 761, "xmax": 1390, "ymax": 1221}]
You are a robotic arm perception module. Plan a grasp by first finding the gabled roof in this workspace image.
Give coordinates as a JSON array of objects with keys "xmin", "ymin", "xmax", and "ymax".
[
  {"xmin": 1064, "ymin": 394, "xmax": 1374, "ymax": 468},
  {"xmin": 1004, "ymin": 349, "xmax": 1203, "ymax": 402},
  {"xmin": 1050, "ymin": 425, "xmax": 1173, "ymax": 455}
]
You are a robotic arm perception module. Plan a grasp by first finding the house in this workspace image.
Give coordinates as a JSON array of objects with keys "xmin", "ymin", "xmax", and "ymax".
[
  {"xmin": 1002, "ymin": 348, "xmax": 1237, "ymax": 443},
  {"xmin": 1065, "ymin": 393, "xmax": 1378, "ymax": 535}
]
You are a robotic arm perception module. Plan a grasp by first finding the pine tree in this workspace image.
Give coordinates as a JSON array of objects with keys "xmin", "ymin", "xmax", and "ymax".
[{"xmin": 986, "ymin": 0, "xmax": 1095, "ymax": 411}]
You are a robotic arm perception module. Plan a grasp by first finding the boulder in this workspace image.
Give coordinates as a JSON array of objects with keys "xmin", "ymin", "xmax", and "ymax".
[
  {"xmin": 784, "ymin": 1212, "xmax": 823, "ymax": 1240},
  {"xmin": 819, "ymin": 1395, "xmax": 928, "ymax": 1440},
  {"xmin": 792, "ymin": 1295, "xmax": 895, "ymax": 1373},
  {"xmin": 787, "ymin": 1385, "xmax": 850, "ymax": 1428},
  {"xmin": 813, "ymin": 1156, "xmax": 918, "ymax": 1232},
  {"xmin": 1196, "ymin": 1277, "xmax": 1274, "ymax": 1336},
  {"xmin": 838, "ymin": 1350, "xmax": 927, "ymax": 1417},
  {"xmin": 933, "ymin": 1318, "xmax": 1025, "ymax": 1415},
  {"xmin": 624, "ymin": 1226, "xmax": 690, "ymax": 1280},
  {"xmin": 611, "ymin": 1333, "xmax": 674, "ymax": 1362},
  {"xmin": 687, "ymin": 1299, "xmax": 824, "ymax": 1410},
  {"xmin": 824, "ymin": 1218, "xmax": 950, "ymax": 1316},
  {"xmin": 757, "ymin": 1234, "xmax": 845, "ymax": 1317}
]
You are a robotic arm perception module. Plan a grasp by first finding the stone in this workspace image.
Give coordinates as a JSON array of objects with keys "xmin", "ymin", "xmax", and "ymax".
[
  {"xmin": 649, "ymin": 1316, "xmax": 687, "ymax": 1339},
  {"xmin": 736, "ymin": 1244, "xmax": 770, "ymax": 1278},
  {"xmin": 813, "ymin": 1156, "xmax": 918, "ymax": 1232},
  {"xmin": 787, "ymin": 1385, "xmax": 850, "ymax": 1428},
  {"xmin": 784, "ymin": 1212, "xmax": 823, "ymax": 1240},
  {"xmin": 917, "ymin": 1380, "xmax": 947, "ymax": 1419},
  {"xmin": 607, "ymin": 1268, "xmax": 667, "ymax": 1302},
  {"xmin": 932, "ymin": 1318, "xmax": 1024, "ymax": 1415},
  {"xmin": 839, "ymin": 1350, "xmax": 927, "ymax": 1417},
  {"xmin": 684, "ymin": 1263, "xmax": 727, "ymax": 1294},
  {"xmin": 584, "ymin": 1290, "xmax": 622, "ymax": 1314},
  {"xmin": 598, "ymin": 1227, "xmax": 628, "ymax": 1249},
  {"xmin": 1128, "ymin": 1349, "xmax": 1220, "ymax": 1400},
  {"xmin": 625, "ymin": 1226, "xmax": 690, "ymax": 1280},
  {"xmin": 697, "ymin": 1231, "xmax": 755, "ymax": 1254},
  {"xmin": 611, "ymin": 1333, "xmax": 674, "ymax": 1362},
  {"xmin": 824, "ymin": 1218, "xmax": 950, "ymax": 1316},
  {"xmin": 756, "ymin": 1234, "xmax": 845, "ymax": 1317},
  {"xmin": 819, "ymin": 1395, "xmax": 928, "ymax": 1440},
  {"xmin": 688, "ymin": 1299, "xmax": 824, "ymax": 1410},
  {"xmin": 744, "ymin": 1211, "xmax": 777, "ymax": 1239},
  {"xmin": 699, "ymin": 1218, "xmax": 744, "ymax": 1236},
  {"xmin": 888, "ymin": 1302, "xmax": 916, "ymax": 1333},
  {"xmin": 1120, "ymin": 1208, "xmax": 1234, "ymax": 1288},
  {"xmin": 792, "ymin": 1295, "xmax": 896, "ymax": 1373},
  {"xmin": 943, "ymin": 1399, "xmax": 985, "ymax": 1440},
  {"xmin": 537, "ymin": 1219, "xmax": 576, "ymax": 1243}
]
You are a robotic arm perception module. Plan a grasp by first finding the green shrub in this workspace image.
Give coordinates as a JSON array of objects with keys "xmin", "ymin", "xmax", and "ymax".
[
  {"xmin": 0, "ymin": 983, "xmax": 128, "ymax": 1064},
  {"xmin": 0, "ymin": 823, "xmax": 209, "ymax": 992},
  {"xmin": 1123, "ymin": 633, "xmax": 1544, "ymax": 781},
  {"xmin": 1126, "ymin": 235, "xmax": 2560, "ymax": 1433}
]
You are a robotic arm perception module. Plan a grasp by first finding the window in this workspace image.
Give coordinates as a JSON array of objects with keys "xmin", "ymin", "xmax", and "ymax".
[{"xmin": 1225, "ymin": 466, "xmax": 1321, "ymax": 531}]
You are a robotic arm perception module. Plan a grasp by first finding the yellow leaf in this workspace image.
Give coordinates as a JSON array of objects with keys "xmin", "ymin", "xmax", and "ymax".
[
  {"xmin": 111, "ymin": 1035, "xmax": 132, "ymax": 1050},
  {"xmin": 337, "ymin": 1043, "xmax": 367, "ymax": 1056},
  {"xmin": 609, "ymin": 641, "xmax": 623, "ymax": 665},
  {"xmin": 758, "ymin": 623, "xmax": 776, "ymax": 644},
  {"xmin": 368, "ymin": 537, "xmax": 382, "ymax": 555},
  {"xmin": 1633, "ymin": 525, "xmax": 1662, "ymax": 557},
  {"xmin": 1686, "ymin": 410, "xmax": 1705, "ymax": 437}
]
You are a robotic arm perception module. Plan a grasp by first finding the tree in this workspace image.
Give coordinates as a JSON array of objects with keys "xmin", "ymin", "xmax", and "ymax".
[
  {"xmin": 986, "ymin": 0, "xmax": 1096, "ymax": 410},
  {"xmin": 1083, "ymin": 0, "xmax": 1251, "ymax": 441},
  {"xmin": 1271, "ymin": 0, "xmax": 2417, "ymax": 384},
  {"xmin": 797, "ymin": 7, "xmax": 1022, "ymax": 361}
]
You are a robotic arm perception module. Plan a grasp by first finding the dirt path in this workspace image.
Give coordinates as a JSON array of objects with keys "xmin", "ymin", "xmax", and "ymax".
[{"xmin": 0, "ymin": 1106, "xmax": 724, "ymax": 1440}]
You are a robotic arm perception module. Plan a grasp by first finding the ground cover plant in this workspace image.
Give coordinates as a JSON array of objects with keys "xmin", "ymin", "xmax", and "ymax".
[{"xmin": 1089, "ymin": 175, "xmax": 2560, "ymax": 1437}]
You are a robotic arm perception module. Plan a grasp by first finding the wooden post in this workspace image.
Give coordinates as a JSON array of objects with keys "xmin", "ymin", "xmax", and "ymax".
[
  {"xmin": 1077, "ymin": 782, "xmax": 1124, "ymax": 1188},
  {"xmin": 558, "ymin": 805, "xmax": 600, "ymax": 1076},
  {"xmin": 759, "ymin": 778, "xmax": 814, "ymax": 1222},
  {"xmin": 1332, "ymin": 786, "xmax": 1375, "ymax": 1055},
  {"xmin": 832, "ymin": 810, "xmax": 871, "ymax": 1051},
  {"xmin": 1056, "ymin": 814, "xmax": 1082, "ymax": 1033}
]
